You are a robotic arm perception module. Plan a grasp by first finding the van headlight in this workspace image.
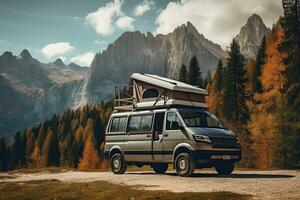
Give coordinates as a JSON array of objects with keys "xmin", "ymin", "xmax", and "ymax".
[{"xmin": 193, "ymin": 135, "xmax": 212, "ymax": 144}]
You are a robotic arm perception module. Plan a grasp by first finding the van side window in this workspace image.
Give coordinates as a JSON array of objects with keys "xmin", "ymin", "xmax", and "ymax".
[
  {"xmin": 128, "ymin": 115, "xmax": 153, "ymax": 132},
  {"xmin": 128, "ymin": 116, "xmax": 142, "ymax": 131},
  {"xmin": 140, "ymin": 115, "xmax": 153, "ymax": 131},
  {"xmin": 166, "ymin": 112, "xmax": 181, "ymax": 130},
  {"xmin": 110, "ymin": 117, "xmax": 127, "ymax": 132},
  {"xmin": 154, "ymin": 112, "xmax": 165, "ymax": 134}
]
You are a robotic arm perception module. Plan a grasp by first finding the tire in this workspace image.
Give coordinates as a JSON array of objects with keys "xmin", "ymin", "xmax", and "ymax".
[
  {"xmin": 175, "ymin": 153, "xmax": 195, "ymax": 177},
  {"xmin": 152, "ymin": 164, "xmax": 168, "ymax": 174},
  {"xmin": 215, "ymin": 161, "xmax": 235, "ymax": 175},
  {"xmin": 110, "ymin": 153, "xmax": 127, "ymax": 174}
]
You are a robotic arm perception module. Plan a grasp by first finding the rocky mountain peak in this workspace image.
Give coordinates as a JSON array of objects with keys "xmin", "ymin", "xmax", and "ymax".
[
  {"xmin": 53, "ymin": 58, "xmax": 65, "ymax": 67},
  {"xmin": 235, "ymin": 14, "xmax": 270, "ymax": 58},
  {"xmin": 20, "ymin": 49, "xmax": 32, "ymax": 60},
  {"xmin": 1, "ymin": 51, "xmax": 14, "ymax": 62}
]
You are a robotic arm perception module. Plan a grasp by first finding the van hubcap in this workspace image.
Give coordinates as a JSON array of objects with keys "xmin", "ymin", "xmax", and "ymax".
[
  {"xmin": 179, "ymin": 158, "xmax": 187, "ymax": 170},
  {"xmin": 113, "ymin": 159, "xmax": 120, "ymax": 169}
]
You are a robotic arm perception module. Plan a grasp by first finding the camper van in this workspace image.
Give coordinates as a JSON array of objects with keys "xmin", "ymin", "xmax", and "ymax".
[{"xmin": 104, "ymin": 73, "xmax": 242, "ymax": 177}]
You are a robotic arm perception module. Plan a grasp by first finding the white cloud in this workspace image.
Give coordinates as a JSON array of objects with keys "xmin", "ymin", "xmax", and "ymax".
[
  {"xmin": 70, "ymin": 51, "xmax": 95, "ymax": 66},
  {"xmin": 134, "ymin": 0, "xmax": 155, "ymax": 16},
  {"xmin": 155, "ymin": 0, "xmax": 282, "ymax": 48},
  {"xmin": 85, "ymin": 0, "xmax": 123, "ymax": 35},
  {"xmin": 74, "ymin": 16, "xmax": 82, "ymax": 20},
  {"xmin": 41, "ymin": 42, "xmax": 74, "ymax": 59},
  {"xmin": 116, "ymin": 16, "xmax": 135, "ymax": 30},
  {"xmin": 94, "ymin": 40, "xmax": 108, "ymax": 45}
]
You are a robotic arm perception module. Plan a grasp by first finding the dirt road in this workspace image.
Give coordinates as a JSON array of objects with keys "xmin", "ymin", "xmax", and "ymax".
[{"xmin": 1, "ymin": 170, "xmax": 299, "ymax": 199}]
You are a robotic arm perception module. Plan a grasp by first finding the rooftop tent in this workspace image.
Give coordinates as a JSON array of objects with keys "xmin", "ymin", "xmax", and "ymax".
[{"xmin": 131, "ymin": 73, "xmax": 208, "ymax": 109}]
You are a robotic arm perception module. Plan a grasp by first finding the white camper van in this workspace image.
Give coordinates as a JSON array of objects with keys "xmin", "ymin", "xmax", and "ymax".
[{"xmin": 104, "ymin": 73, "xmax": 242, "ymax": 177}]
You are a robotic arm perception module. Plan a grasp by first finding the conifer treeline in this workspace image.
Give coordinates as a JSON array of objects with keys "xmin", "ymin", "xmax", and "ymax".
[
  {"xmin": 0, "ymin": 102, "xmax": 113, "ymax": 171},
  {"xmin": 206, "ymin": 14, "xmax": 300, "ymax": 168}
]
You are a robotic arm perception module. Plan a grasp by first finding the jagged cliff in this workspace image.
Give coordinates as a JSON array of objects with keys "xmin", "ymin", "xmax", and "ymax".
[
  {"xmin": 85, "ymin": 22, "xmax": 225, "ymax": 103},
  {"xmin": 235, "ymin": 14, "xmax": 270, "ymax": 58}
]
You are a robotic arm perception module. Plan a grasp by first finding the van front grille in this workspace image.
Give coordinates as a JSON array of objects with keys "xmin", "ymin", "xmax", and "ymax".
[{"xmin": 210, "ymin": 137, "xmax": 238, "ymax": 148}]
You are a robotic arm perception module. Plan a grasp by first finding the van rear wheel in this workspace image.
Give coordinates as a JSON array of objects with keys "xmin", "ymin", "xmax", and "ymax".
[
  {"xmin": 215, "ymin": 161, "xmax": 234, "ymax": 175},
  {"xmin": 111, "ymin": 153, "xmax": 127, "ymax": 174},
  {"xmin": 175, "ymin": 153, "xmax": 195, "ymax": 177},
  {"xmin": 152, "ymin": 164, "xmax": 168, "ymax": 174}
]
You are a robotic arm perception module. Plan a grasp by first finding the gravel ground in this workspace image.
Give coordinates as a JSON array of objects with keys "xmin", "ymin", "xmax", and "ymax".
[{"xmin": 1, "ymin": 170, "xmax": 299, "ymax": 200}]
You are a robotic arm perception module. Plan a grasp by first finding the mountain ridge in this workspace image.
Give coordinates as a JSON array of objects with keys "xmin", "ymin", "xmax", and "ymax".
[{"xmin": 235, "ymin": 14, "xmax": 270, "ymax": 58}]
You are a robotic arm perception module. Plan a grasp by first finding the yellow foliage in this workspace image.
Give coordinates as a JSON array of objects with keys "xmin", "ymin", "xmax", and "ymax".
[
  {"xmin": 249, "ymin": 25, "xmax": 286, "ymax": 168},
  {"xmin": 78, "ymin": 135, "xmax": 99, "ymax": 169}
]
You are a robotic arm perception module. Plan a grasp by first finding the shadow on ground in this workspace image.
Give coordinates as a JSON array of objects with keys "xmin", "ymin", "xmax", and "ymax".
[{"xmin": 126, "ymin": 172, "xmax": 295, "ymax": 179}]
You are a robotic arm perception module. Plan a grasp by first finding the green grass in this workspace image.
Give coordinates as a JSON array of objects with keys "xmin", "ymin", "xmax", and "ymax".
[{"xmin": 0, "ymin": 180, "xmax": 251, "ymax": 200}]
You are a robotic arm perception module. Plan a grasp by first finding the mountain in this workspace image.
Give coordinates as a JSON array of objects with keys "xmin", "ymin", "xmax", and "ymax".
[
  {"xmin": 84, "ymin": 22, "xmax": 225, "ymax": 103},
  {"xmin": 0, "ymin": 50, "xmax": 87, "ymax": 137},
  {"xmin": 235, "ymin": 14, "xmax": 270, "ymax": 58},
  {"xmin": 44, "ymin": 58, "xmax": 88, "ymax": 84},
  {"xmin": 1, "ymin": 18, "xmax": 271, "ymax": 137}
]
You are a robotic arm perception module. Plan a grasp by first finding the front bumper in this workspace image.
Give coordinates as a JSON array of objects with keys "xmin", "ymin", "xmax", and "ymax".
[{"xmin": 192, "ymin": 150, "xmax": 242, "ymax": 162}]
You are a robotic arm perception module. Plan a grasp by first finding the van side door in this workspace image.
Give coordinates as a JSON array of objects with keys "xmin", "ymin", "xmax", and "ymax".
[
  {"xmin": 124, "ymin": 114, "xmax": 154, "ymax": 162},
  {"xmin": 163, "ymin": 112, "xmax": 183, "ymax": 162},
  {"xmin": 152, "ymin": 112, "xmax": 165, "ymax": 161}
]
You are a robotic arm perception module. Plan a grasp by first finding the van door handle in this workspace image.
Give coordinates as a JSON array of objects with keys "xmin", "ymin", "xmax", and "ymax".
[
  {"xmin": 163, "ymin": 133, "xmax": 169, "ymax": 137},
  {"xmin": 146, "ymin": 134, "xmax": 151, "ymax": 138}
]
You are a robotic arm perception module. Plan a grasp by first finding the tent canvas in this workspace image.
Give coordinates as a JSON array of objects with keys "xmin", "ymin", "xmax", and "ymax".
[{"xmin": 132, "ymin": 73, "xmax": 207, "ymax": 105}]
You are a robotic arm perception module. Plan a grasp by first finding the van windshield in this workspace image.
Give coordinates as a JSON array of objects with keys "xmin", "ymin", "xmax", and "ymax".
[{"xmin": 178, "ymin": 109, "xmax": 224, "ymax": 129}]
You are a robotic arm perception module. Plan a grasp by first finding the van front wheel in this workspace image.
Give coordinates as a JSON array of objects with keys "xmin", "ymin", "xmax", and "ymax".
[
  {"xmin": 152, "ymin": 164, "xmax": 168, "ymax": 174},
  {"xmin": 111, "ymin": 153, "xmax": 127, "ymax": 174},
  {"xmin": 175, "ymin": 153, "xmax": 195, "ymax": 177}
]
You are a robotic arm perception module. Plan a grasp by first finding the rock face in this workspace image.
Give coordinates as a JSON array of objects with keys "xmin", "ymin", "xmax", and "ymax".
[
  {"xmin": 85, "ymin": 22, "xmax": 225, "ymax": 103},
  {"xmin": 0, "ymin": 50, "xmax": 87, "ymax": 137},
  {"xmin": 1, "ymin": 18, "xmax": 270, "ymax": 137},
  {"xmin": 235, "ymin": 14, "xmax": 270, "ymax": 58}
]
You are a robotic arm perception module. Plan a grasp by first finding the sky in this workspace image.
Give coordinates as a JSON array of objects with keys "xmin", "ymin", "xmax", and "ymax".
[{"xmin": 0, "ymin": 0, "xmax": 283, "ymax": 66}]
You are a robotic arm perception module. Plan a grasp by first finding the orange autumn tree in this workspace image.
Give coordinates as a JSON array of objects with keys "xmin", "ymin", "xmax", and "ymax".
[
  {"xmin": 78, "ymin": 134, "xmax": 100, "ymax": 169},
  {"xmin": 206, "ymin": 59, "xmax": 224, "ymax": 119},
  {"xmin": 249, "ymin": 24, "xmax": 286, "ymax": 168}
]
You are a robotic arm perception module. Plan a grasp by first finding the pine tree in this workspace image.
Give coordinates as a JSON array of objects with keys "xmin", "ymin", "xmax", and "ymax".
[
  {"xmin": 207, "ymin": 60, "xmax": 224, "ymax": 118},
  {"xmin": 215, "ymin": 60, "xmax": 224, "ymax": 92},
  {"xmin": 178, "ymin": 64, "xmax": 187, "ymax": 83},
  {"xmin": 203, "ymin": 70, "xmax": 212, "ymax": 89},
  {"xmin": 250, "ymin": 36, "xmax": 266, "ymax": 96},
  {"xmin": 41, "ymin": 128, "xmax": 60, "ymax": 167},
  {"xmin": 62, "ymin": 134, "xmax": 75, "ymax": 167},
  {"xmin": 223, "ymin": 39, "xmax": 248, "ymax": 123},
  {"xmin": 280, "ymin": 1, "xmax": 300, "ymax": 111},
  {"xmin": 25, "ymin": 129, "xmax": 35, "ymax": 167},
  {"xmin": 93, "ymin": 115, "xmax": 104, "ymax": 149},
  {"xmin": 41, "ymin": 129, "xmax": 52, "ymax": 167},
  {"xmin": 188, "ymin": 56, "xmax": 202, "ymax": 86},
  {"xmin": 222, "ymin": 39, "xmax": 254, "ymax": 167},
  {"xmin": 83, "ymin": 119, "xmax": 94, "ymax": 142},
  {"xmin": 48, "ymin": 131, "xmax": 60, "ymax": 166},
  {"xmin": 9, "ymin": 132, "xmax": 22, "ymax": 169},
  {"xmin": 78, "ymin": 135, "xmax": 99, "ymax": 169},
  {"xmin": 276, "ymin": 2, "xmax": 300, "ymax": 167},
  {"xmin": 20, "ymin": 131, "xmax": 27, "ymax": 167},
  {"xmin": 0, "ymin": 138, "xmax": 9, "ymax": 171},
  {"xmin": 32, "ymin": 142, "xmax": 41, "ymax": 168}
]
